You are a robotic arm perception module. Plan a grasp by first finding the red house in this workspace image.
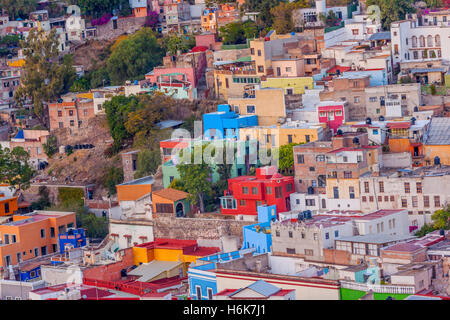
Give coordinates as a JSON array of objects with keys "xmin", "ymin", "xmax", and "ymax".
[
  {"xmin": 317, "ymin": 101, "xmax": 348, "ymax": 134},
  {"xmin": 220, "ymin": 166, "xmax": 295, "ymax": 217}
]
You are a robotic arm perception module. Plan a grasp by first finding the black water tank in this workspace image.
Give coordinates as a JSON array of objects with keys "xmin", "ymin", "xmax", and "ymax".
[
  {"xmin": 414, "ymin": 106, "xmax": 419, "ymax": 112},
  {"xmin": 440, "ymin": 229, "xmax": 445, "ymax": 236},
  {"xmin": 353, "ymin": 137, "xmax": 360, "ymax": 145},
  {"xmin": 379, "ymin": 115, "xmax": 385, "ymax": 121},
  {"xmin": 366, "ymin": 117, "xmax": 372, "ymax": 125},
  {"xmin": 411, "ymin": 117, "xmax": 416, "ymax": 125},
  {"xmin": 336, "ymin": 129, "xmax": 343, "ymax": 136},
  {"xmin": 434, "ymin": 156, "xmax": 441, "ymax": 165}
]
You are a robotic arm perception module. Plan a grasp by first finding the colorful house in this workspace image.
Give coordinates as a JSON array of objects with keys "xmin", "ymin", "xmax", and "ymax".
[
  {"xmin": 203, "ymin": 104, "xmax": 258, "ymax": 140},
  {"xmin": 317, "ymin": 101, "xmax": 348, "ymax": 134},
  {"xmin": 0, "ymin": 211, "xmax": 76, "ymax": 269},
  {"xmin": 188, "ymin": 248, "xmax": 257, "ymax": 300},
  {"xmin": 220, "ymin": 166, "xmax": 295, "ymax": 217},
  {"xmin": 19, "ymin": 261, "xmax": 42, "ymax": 282},
  {"xmin": 132, "ymin": 238, "xmax": 220, "ymax": 267},
  {"xmin": 58, "ymin": 228, "xmax": 87, "ymax": 254},
  {"xmin": 152, "ymin": 188, "xmax": 191, "ymax": 217},
  {"xmin": 242, "ymin": 205, "xmax": 276, "ymax": 254},
  {"xmin": 116, "ymin": 176, "xmax": 154, "ymax": 204},
  {"xmin": 260, "ymin": 77, "xmax": 314, "ymax": 95},
  {"xmin": 0, "ymin": 192, "xmax": 18, "ymax": 217}
]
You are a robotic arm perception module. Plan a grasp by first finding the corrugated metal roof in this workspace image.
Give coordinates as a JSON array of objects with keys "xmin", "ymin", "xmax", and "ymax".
[
  {"xmin": 244, "ymin": 280, "xmax": 281, "ymax": 297},
  {"xmin": 127, "ymin": 260, "xmax": 183, "ymax": 282},
  {"xmin": 425, "ymin": 117, "xmax": 450, "ymax": 145},
  {"xmin": 368, "ymin": 31, "xmax": 391, "ymax": 41}
]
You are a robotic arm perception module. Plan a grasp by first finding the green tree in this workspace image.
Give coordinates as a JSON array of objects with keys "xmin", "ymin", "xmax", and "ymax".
[
  {"xmin": 176, "ymin": 146, "xmax": 213, "ymax": 213},
  {"xmin": 277, "ymin": 143, "xmax": 301, "ymax": 175},
  {"xmin": 106, "ymin": 28, "xmax": 163, "ymax": 85},
  {"xmin": 161, "ymin": 35, "xmax": 196, "ymax": 55},
  {"xmin": 134, "ymin": 149, "xmax": 161, "ymax": 179},
  {"xmin": 76, "ymin": 207, "xmax": 108, "ymax": 239},
  {"xmin": 366, "ymin": 0, "xmax": 414, "ymax": 29},
  {"xmin": 243, "ymin": 0, "xmax": 282, "ymax": 28},
  {"xmin": 431, "ymin": 206, "xmax": 450, "ymax": 230},
  {"xmin": 43, "ymin": 135, "xmax": 58, "ymax": 158},
  {"xmin": 0, "ymin": 145, "xmax": 34, "ymax": 190},
  {"xmin": 0, "ymin": 0, "xmax": 37, "ymax": 20},
  {"xmin": 219, "ymin": 21, "xmax": 259, "ymax": 45},
  {"xmin": 415, "ymin": 223, "xmax": 436, "ymax": 237},
  {"xmin": 104, "ymin": 95, "xmax": 137, "ymax": 150},
  {"xmin": 102, "ymin": 166, "xmax": 124, "ymax": 196},
  {"xmin": 169, "ymin": 178, "xmax": 187, "ymax": 192},
  {"xmin": 74, "ymin": 0, "xmax": 131, "ymax": 18},
  {"xmin": 14, "ymin": 28, "xmax": 71, "ymax": 125},
  {"xmin": 270, "ymin": 2, "xmax": 295, "ymax": 34}
]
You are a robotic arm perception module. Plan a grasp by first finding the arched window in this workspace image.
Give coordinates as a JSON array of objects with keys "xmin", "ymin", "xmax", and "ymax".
[
  {"xmin": 427, "ymin": 35, "xmax": 433, "ymax": 47},
  {"xmin": 412, "ymin": 36, "xmax": 417, "ymax": 47},
  {"xmin": 419, "ymin": 35, "xmax": 425, "ymax": 47},
  {"xmin": 435, "ymin": 35, "xmax": 440, "ymax": 46}
]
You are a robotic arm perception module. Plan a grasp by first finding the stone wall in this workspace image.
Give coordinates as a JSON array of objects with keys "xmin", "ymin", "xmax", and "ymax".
[
  {"xmin": 94, "ymin": 16, "xmax": 147, "ymax": 40},
  {"xmin": 153, "ymin": 213, "xmax": 252, "ymax": 243}
]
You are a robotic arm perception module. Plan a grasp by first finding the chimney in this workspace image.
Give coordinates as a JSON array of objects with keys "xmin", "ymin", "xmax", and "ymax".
[{"xmin": 255, "ymin": 260, "xmax": 262, "ymax": 273}]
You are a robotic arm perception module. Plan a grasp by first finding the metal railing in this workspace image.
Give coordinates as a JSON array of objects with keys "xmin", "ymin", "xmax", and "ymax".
[{"xmin": 340, "ymin": 280, "xmax": 415, "ymax": 294}]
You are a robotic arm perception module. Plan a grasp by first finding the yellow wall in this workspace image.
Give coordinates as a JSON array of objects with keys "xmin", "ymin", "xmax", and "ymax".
[
  {"xmin": 239, "ymin": 126, "xmax": 322, "ymax": 148},
  {"xmin": 424, "ymin": 145, "xmax": 450, "ymax": 165},
  {"xmin": 260, "ymin": 77, "xmax": 314, "ymax": 94},
  {"xmin": 326, "ymin": 179, "xmax": 360, "ymax": 199},
  {"xmin": 228, "ymin": 88, "xmax": 286, "ymax": 126},
  {"xmin": 250, "ymin": 40, "xmax": 269, "ymax": 76},
  {"xmin": 0, "ymin": 197, "xmax": 18, "ymax": 216},
  {"xmin": 133, "ymin": 246, "xmax": 206, "ymax": 266},
  {"xmin": 133, "ymin": 246, "xmax": 154, "ymax": 266}
]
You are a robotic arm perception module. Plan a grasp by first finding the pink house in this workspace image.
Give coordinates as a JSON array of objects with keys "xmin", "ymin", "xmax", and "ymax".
[
  {"xmin": 317, "ymin": 101, "xmax": 348, "ymax": 134},
  {"xmin": 272, "ymin": 58, "xmax": 305, "ymax": 77}
]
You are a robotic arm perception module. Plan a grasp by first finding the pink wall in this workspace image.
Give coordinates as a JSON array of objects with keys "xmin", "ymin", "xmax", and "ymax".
[{"xmin": 318, "ymin": 104, "xmax": 346, "ymax": 134}]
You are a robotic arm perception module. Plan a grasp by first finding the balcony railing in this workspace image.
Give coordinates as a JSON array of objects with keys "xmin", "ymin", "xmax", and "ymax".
[{"xmin": 340, "ymin": 280, "xmax": 415, "ymax": 294}]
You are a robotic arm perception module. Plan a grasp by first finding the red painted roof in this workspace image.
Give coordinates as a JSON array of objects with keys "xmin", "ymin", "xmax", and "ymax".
[
  {"xmin": 190, "ymin": 46, "xmax": 208, "ymax": 53},
  {"xmin": 386, "ymin": 122, "xmax": 411, "ymax": 129},
  {"xmin": 327, "ymin": 65, "xmax": 351, "ymax": 74}
]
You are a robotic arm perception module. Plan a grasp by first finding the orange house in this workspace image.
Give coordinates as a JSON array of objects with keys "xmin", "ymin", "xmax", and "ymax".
[
  {"xmin": 152, "ymin": 188, "xmax": 190, "ymax": 217},
  {"xmin": 116, "ymin": 176, "xmax": 154, "ymax": 203},
  {"xmin": 0, "ymin": 211, "xmax": 76, "ymax": 269},
  {"xmin": 0, "ymin": 194, "xmax": 18, "ymax": 217}
]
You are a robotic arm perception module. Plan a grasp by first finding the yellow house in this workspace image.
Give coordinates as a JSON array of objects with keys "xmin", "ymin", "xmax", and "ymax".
[
  {"xmin": 239, "ymin": 122, "xmax": 325, "ymax": 148},
  {"xmin": 213, "ymin": 68, "xmax": 261, "ymax": 100},
  {"xmin": 228, "ymin": 87, "xmax": 286, "ymax": 126},
  {"xmin": 260, "ymin": 77, "xmax": 314, "ymax": 95},
  {"xmin": 132, "ymin": 239, "xmax": 220, "ymax": 266}
]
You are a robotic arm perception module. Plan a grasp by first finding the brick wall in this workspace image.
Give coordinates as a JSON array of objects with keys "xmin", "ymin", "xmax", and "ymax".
[
  {"xmin": 95, "ymin": 16, "xmax": 146, "ymax": 41},
  {"xmin": 83, "ymin": 248, "xmax": 133, "ymax": 281}
]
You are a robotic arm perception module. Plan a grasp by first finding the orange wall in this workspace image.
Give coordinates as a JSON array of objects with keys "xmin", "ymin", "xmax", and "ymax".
[
  {"xmin": 117, "ymin": 184, "xmax": 152, "ymax": 203},
  {"xmin": 152, "ymin": 194, "xmax": 175, "ymax": 213},
  {"xmin": 133, "ymin": 7, "xmax": 148, "ymax": 17},
  {"xmin": 0, "ymin": 213, "xmax": 76, "ymax": 267},
  {"xmin": 0, "ymin": 197, "xmax": 18, "ymax": 216},
  {"xmin": 389, "ymin": 138, "xmax": 411, "ymax": 153}
]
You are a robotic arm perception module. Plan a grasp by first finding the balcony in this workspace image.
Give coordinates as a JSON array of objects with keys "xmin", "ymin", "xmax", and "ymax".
[{"xmin": 340, "ymin": 280, "xmax": 415, "ymax": 294}]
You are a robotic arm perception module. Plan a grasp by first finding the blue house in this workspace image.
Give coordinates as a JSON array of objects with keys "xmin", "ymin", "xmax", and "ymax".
[
  {"xmin": 203, "ymin": 104, "xmax": 258, "ymax": 140},
  {"xmin": 342, "ymin": 69, "xmax": 388, "ymax": 86},
  {"xmin": 19, "ymin": 263, "xmax": 42, "ymax": 282},
  {"xmin": 188, "ymin": 248, "xmax": 257, "ymax": 300},
  {"xmin": 242, "ymin": 205, "xmax": 277, "ymax": 254},
  {"xmin": 58, "ymin": 228, "xmax": 87, "ymax": 254}
]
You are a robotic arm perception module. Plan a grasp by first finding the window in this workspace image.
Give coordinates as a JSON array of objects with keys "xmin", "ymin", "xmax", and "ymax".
[
  {"xmin": 343, "ymin": 156, "xmax": 348, "ymax": 163},
  {"xmin": 309, "ymin": 167, "xmax": 315, "ymax": 172},
  {"xmin": 423, "ymin": 195, "xmax": 430, "ymax": 208},
  {"xmin": 390, "ymin": 195, "xmax": 395, "ymax": 202},
  {"xmin": 4, "ymin": 202, "xmax": 9, "ymax": 214},
  {"xmin": 286, "ymin": 184, "xmax": 293, "ymax": 192},
  {"xmin": 335, "ymin": 230, "xmax": 339, "ymax": 238},
  {"xmin": 287, "ymin": 248, "xmax": 296, "ymax": 254},
  {"xmin": 404, "ymin": 182, "xmax": 410, "ymax": 193},
  {"xmin": 367, "ymin": 244, "xmax": 378, "ymax": 256},
  {"xmin": 242, "ymin": 186, "xmax": 249, "ymax": 194},
  {"xmin": 257, "ymin": 66, "xmax": 264, "ymax": 73},
  {"xmin": 401, "ymin": 198, "xmax": 407, "ymax": 208},
  {"xmin": 352, "ymin": 29, "xmax": 359, "ymax": 35},
  {"xmin": 266, "ymin": 187, "xmax": 272, "ymax": 194},
  {"xmin": 349, "ymin": 186, "xmax": 355, "ymax": 199},
  {"xmin": 257, "ymin": 50, "xmax": 261, "ymax": 56},
  {"xmin": 378, "ymin": 196, "xmax": 382, "ymax": 202},
  {"xmin": 288, "ymin": 135, "xmax": 293, "ymax": 144},
  {"xmin": 364, "ymin": 182, "xmax": 369, "ymax": 193},
  {"xmin": 297, "ymin": 154, "xmax": 304, "ymax": 164},
  {"xmin": 57, "ymin": 110, "xmax": 62, "ymax": 117},
  {"xmin": 353, "ymin": 243, "xmax": 366, "ymax": 255},
  {"xmin": 58, "ymin": 122, "xmax": 64, "ymax": 128},
  {"xmin": 354, "ymin": 96, "xmax": 360, "ymax": 103},
  {"xmin": 316, "ymin": 155, "xmax": 325, "ymax": 162},
  {"xmin": 207, "ymin": 288, "xmax": 213, "ymax": 300},
  {"xmin": 325, "ymin": 232, "xmax": 329, "ymax": 240},
  {"xmin": 344, "ymin": 171, "xmax": 352, "ymax": 178},
  {"xmin": 416, "ymin": 182, "xmax": 422, "ymax": 193},
  {"xmin": 239, "ymin": 200, "xmax": 246, "ymax": 206},
  {"xmin": 250, "ymin": 48, "xmax": 255, "ymax": 55},
  {"xmin": 362, "ymin": 196, "xmax": 367, "ymax": 202},
  {"xmin": 251, "ymin": 187, "xmax": 258, "ymax": 195},
  {"xmin": 34, "ymin": 248, "xmax": 39, "ymax": 257},
  {"xmin": 434, "ymin": 196, "xmax": 440, "ymax": 207},
  {"xmin": 195, "ymin": 286, "xmax": 202, "ymax": 300},
  {"xmin": 288, "ymin": 231, "xmax": 293, "ymax": 238},
  {"xmin": 412, "ymin": 196, "xmax": 418, "ymax": 208},
  {"xmin": 336, "ymin": 241, "xmax": 351, "ymax": 252},
  {"xmin": 369, "ymin": 96, "xmax": 377, "ymax": 102},
  {"xmin": 379, "ymin": 181, "xmax": 384, "ymax": 192},
  {"xmin": 50, "ymin": 227, "xmax": 55, "ymax": 238},
  {"xmin": 70, "ymin": 120, "xmax": 74, "ymax": 126},
  {"xmin": 246, "ymin": 105, "xmax": 255, "ymax": 114},
  {"xmin": 17, "ymin": 252, "xmax": 21, "ymax": 263},
  {"xmin": 304, "ymin": 249, "xmax": 313, "ymax": 256},
  {"xmin": 69, "ymin": 110, "xmax": 74, "ymax": 116},
  {"xmin": 4, "ymin": 234, "xmax": 9, "ymax": 244},
  {"xmin": 275, "ymin": 230, "xmax": 280, "ymax": 237},
  {"xmin": 369, "ymin": 196, "xmax": 374, "ymax": 202},
  {"xmin": 275, "ymin": 186, "xmax": 283, "ymax": 198},
  {"xmin": 384, "ymin": 196, "xmax": 389, "ymax": 202},
  {"xmin": 333, "ymin": 187, "xmax": 339, "ymax": 199},
  {"xmin": 306, "ymin": 199, "xmax": 315, "ymax": 206},
  {"xmin": 11, "ymin": 235, "xmax": 16, "ymax": 243},
  {"xmin": 40, "ymin": 229, "xmax": 45, "ymax": 238}
]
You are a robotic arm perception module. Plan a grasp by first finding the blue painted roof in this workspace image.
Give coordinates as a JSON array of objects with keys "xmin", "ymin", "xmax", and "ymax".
[
  {"xmin": 231, "ymin": 280, "xmax": 281, "ymax": 297},
  {"xmin": 14, "ymin": 129, "xmax": 24, "ymax": 139},
  {"xmin": 368, "ymin": 32, "xmax": 391, "ymax": 41}
]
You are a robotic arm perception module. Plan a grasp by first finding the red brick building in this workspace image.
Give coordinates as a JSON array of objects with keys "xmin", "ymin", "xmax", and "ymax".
[
  {"xmin": 220, "ymin": 166, "xmax": 295, "ymax": 217},
  {"xmin": 48, "ymin": 98, "xmax": 95, "ymax": 131}
]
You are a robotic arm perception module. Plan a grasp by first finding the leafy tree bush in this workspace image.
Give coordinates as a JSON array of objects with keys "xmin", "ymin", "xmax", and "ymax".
[
  {"xmin": 43, "ymin": 135, "xmax": 58, "ymax": 158},
  {"xmin": 102, "ymin": 166, "xmax": 124, "ymax": 196},
  {"xmin": 0, "ymin": 145, "xmax": 34, "ymax": 190},
  {"xmin": 134, "ymin": 149, "xmax": 161, "ymax": 179}
]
